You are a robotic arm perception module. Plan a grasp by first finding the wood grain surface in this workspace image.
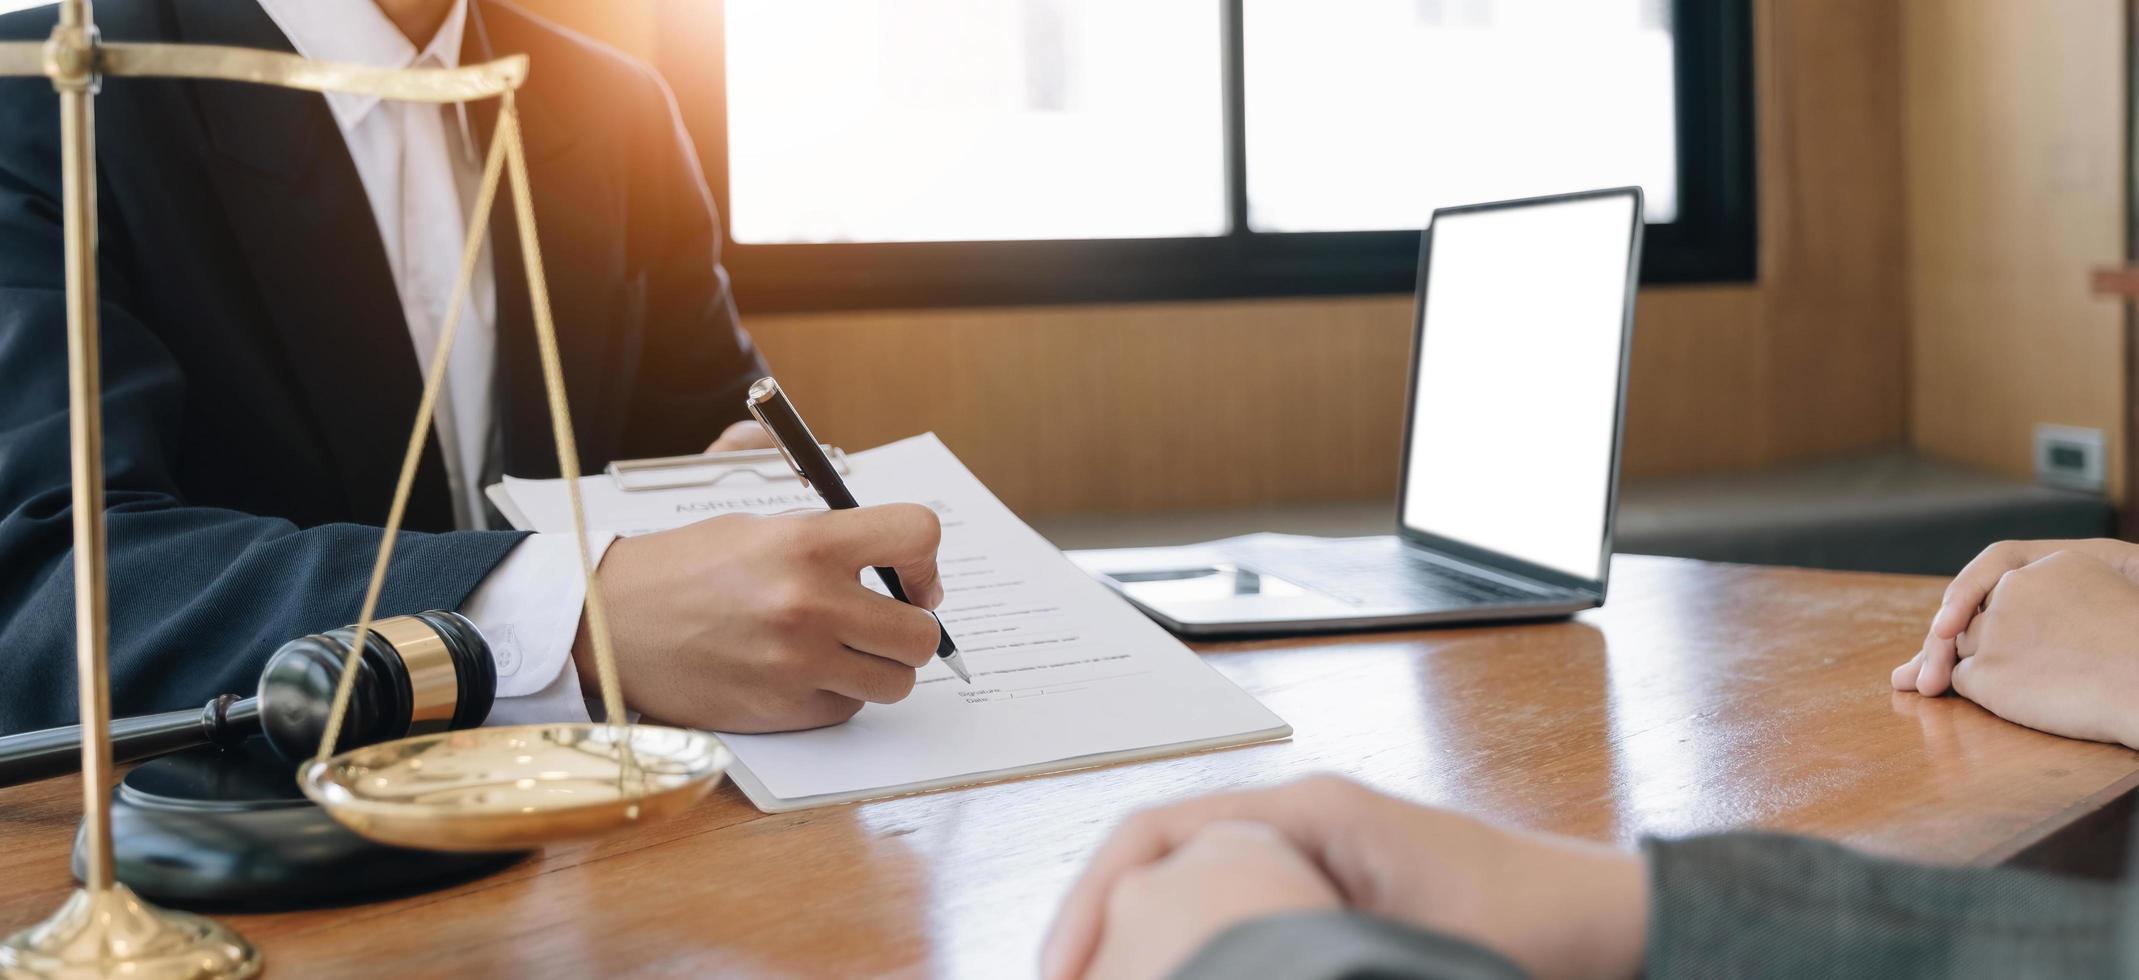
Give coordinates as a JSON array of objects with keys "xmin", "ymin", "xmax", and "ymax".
[{"xmin": 3, "ymin": 556, "xmax": 2134, "ymax": 978}]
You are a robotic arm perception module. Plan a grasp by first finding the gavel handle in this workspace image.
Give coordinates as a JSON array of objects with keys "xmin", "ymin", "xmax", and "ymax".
[{"xmin": 0, "ymin": 693, "xmax": 258, "ymax": 789}]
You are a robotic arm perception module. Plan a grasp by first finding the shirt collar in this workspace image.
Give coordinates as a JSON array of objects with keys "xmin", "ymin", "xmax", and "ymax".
[{"xmin": 256, "ymin": 0, "xmax": 469, "ymax": 131}]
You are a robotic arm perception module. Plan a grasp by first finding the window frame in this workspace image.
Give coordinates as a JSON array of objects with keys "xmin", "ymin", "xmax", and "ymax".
[{"xmin": 657, "ymin": 0, "xmax": 1756, "ymax": 313}]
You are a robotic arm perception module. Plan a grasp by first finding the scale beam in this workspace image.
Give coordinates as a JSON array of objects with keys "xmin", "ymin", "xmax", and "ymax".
[{"xmin": 0, "ymin": 41, "xmax": 527, "ymax": 101}]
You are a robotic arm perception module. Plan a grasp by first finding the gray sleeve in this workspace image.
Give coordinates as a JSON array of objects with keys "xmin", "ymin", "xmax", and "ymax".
[
  {"xmin": 1644, "ymin": 832, "xmax": 2125, "ymax": 979},
  {"xmin": 1169, "ymin": 911, "xmax": 1529, "ymax": 980}
]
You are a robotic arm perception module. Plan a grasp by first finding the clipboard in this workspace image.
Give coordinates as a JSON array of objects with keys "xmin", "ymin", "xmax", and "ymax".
[{"xmin": 604, "ymin": 446, "xmax": 850, "ymax": 492}]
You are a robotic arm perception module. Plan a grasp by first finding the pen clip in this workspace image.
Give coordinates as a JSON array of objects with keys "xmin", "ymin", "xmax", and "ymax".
[{"xmin": 747, "ymin": 397, "xmax": 812, "ymax": 491}]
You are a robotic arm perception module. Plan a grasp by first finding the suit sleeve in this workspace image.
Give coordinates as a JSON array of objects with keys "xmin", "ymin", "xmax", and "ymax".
[
  {"xmin": 1170, "ymin": 912, "xmax": 1530, "ymax": 980},
  {"xmin": 0, "ymin": 78, "xmax": 524, "ymax": 734},
  {"xmin": 1174, "ymin": 831, "xmax": 2133, "ymax": 980},
  {"xmin": 615, "ymin": 65, "xmax": 769, "ymax": 460},
  {"xmin": 1643, "ymin": 832, "xmax": 2126, "ymax": 979}
]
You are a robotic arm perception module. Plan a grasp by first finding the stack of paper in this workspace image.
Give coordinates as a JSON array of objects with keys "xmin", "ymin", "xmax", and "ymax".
[{"xmin": 488, "ymin": 434, "xmax": 1291, "ymax": 812}]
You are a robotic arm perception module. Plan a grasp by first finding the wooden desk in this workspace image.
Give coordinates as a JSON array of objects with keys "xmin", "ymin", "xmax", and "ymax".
[{"xmin": 4, "ymin": 556, "xmax": 2137, "ymax": 977}]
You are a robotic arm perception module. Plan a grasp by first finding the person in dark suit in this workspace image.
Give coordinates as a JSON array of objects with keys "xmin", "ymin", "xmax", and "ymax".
[
  {"xmin": 0, "ymin": 0, "xmax": 947, "ymax": 736},
  {"xmin": 1044, "ymin": 537, "xmax": 2139, "ymax": 979}
]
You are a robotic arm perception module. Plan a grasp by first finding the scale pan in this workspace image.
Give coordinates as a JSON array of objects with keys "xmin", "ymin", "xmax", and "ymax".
[{"xmin": 298, "ymin": 723, "xmax": 731, "ymax": 852}]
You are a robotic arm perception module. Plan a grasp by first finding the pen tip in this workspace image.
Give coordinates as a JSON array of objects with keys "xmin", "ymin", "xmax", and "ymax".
[{"xmin": 942, "ymin": 650, "xmax": 973, "ymax": 684}]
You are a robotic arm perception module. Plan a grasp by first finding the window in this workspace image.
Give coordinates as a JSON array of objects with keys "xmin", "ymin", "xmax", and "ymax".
[
  {"xmin": 723, "ymin": 0, "xmax": 1226, "ymax": 244},
  {"xmin": 659, "ymin": 0, "xmax": 1753, "ymax": 311},
  {"xmin": 1244, "ymin": 0, "xmax": 1678, "ymax": 232}
]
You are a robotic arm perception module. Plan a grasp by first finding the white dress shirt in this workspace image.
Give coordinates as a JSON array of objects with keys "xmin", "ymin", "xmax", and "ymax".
[{"xmin": 258, "ymin": 0, "xmax": 607, "ymax": 724}]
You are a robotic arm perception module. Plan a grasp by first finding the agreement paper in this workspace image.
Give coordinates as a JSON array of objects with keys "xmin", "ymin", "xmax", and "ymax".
[{"xmin": 489, "ymin": 434, "xmax": 1290, "ymax": 811}]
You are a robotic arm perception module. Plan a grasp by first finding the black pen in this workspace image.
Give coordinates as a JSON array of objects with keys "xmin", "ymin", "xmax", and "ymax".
[{"xmin": 746, "ymin": 377, "xmax": 971, "ymax": 683}]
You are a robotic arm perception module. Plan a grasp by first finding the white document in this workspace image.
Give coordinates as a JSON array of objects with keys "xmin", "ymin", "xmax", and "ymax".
[{"xmin": 488, "ymin": 434, "xmax": 1290, "ymax": 812}]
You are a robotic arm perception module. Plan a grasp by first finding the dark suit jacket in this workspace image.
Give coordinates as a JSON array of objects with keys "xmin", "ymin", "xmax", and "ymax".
[
  {"xmin": 1176, "ymin": 833, "xmax": 2129, "ymax": 979},
  {"xmin": 0, "ymin": 0, "xmax": 766, "ymax": 733}
]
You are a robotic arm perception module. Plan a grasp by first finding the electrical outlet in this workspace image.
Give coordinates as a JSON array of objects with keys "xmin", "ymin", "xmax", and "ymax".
[{"xmin": 2034, "ymin": 424, "xmax": 2106, "ymax": 493}]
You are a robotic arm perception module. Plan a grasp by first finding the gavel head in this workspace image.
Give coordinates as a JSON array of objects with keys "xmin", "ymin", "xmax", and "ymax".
[{"xmin": 255, "ymin": 610, "xmax": 496, "ymax": 761}]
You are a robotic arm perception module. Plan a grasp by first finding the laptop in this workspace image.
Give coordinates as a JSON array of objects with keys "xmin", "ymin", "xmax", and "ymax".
[{"xmin": 1071, "ymin": 187, "xmax": 1644, "ymax": 637}]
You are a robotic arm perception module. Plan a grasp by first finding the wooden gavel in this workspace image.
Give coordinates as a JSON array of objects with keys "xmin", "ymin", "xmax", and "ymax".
[{"xmin": 0, "ymin": 611, "xmax": 494, "ymax": 788}]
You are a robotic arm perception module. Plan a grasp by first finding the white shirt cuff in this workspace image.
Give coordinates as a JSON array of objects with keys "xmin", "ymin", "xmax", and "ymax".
[
  {"xmin": 460, "ymin": 531, "xmax": 618, "ymax": 725},
  {"xmin": 482, "ymin": 649, "xmax": 590, "ymax": 727}
]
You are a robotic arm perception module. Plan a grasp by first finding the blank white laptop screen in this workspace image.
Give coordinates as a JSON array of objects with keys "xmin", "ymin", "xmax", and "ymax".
[{"xmin": 1399, "ymin": 193, "xmax": 1638, "ymax": 582}]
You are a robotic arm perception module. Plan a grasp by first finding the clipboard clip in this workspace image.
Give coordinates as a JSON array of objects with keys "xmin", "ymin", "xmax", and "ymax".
[{"xmin": 604, "ymin": 446, "xmax": 850, "ymax": 492}]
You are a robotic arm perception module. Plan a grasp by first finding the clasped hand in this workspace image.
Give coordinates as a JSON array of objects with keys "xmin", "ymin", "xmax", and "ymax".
[
  {"xmin": 1892, "ymin": 538, "xmax": 2139, "ymax": 749},
  {"xmin": 1041, "ymin": 776, "xmax": 1649, "ymax": 980}
]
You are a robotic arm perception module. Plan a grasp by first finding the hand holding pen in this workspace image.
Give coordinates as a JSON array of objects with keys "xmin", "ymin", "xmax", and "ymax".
[{"xmin": 749, "ymin": 377, "xmax": 973, "ymax": 683}]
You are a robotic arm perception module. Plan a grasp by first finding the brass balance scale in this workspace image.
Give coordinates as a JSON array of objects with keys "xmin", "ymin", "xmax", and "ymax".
[{"xmin": 0, "ymin": 3, "xmax": 729, "ymax": 975}]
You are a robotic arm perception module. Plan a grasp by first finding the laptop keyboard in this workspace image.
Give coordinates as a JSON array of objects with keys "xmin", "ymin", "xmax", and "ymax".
[{"xmin": 1249, "ymin": 546, "xmax": 1550, "ymax": 609}]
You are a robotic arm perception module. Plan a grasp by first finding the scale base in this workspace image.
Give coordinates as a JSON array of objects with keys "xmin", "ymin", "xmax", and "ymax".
[
  {"xmin": 74, "ymin": 738, "xmax": 522, "ymax": 910},
  {"xmin": 0, "ymin": 883, "xmax": 260, "ymax": 979}
]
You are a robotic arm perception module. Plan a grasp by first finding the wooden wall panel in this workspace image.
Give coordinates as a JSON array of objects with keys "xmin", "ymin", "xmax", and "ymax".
[
  {"xmin": 747, "ymin": 298, "xmax": 1415, "ymax": 515},
  {"xmin": 517, "ymin": 0, "xmax": 1915, "ymax": 517},
  {"xmin": 1759, "ymin": 0, "xmax": 1912, "ymax": 463},
  {"xmin": 1902, "ymin": 0, "xmax": 2128, "ymax": 502},
  {"xmin": 1620, "ymin": 287, "xmax": 1775, "ymax": 476}
]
